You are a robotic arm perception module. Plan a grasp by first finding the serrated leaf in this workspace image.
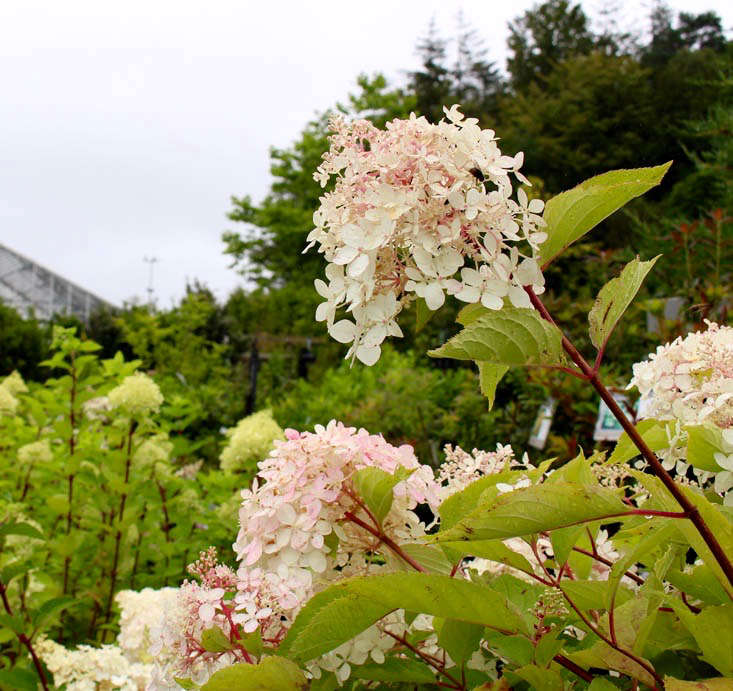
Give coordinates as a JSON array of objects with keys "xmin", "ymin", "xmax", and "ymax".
[
  {"xmin": 669, "ymin": 603, "xmax": 733, "ymax": 676},
  {"xmin": 588, "ymin": 679, "xmax": 621, "ymax": 690},
  {"xmin": 589, "ymin": 256, "xmax": 659, "ymax": 350},
  {"xmin": 686, "ymin": 425, "xmax": 727, "ymax": 473},
  {"xmin": 201, "ymin": 657, "xmax": 307, "ymax": 690},
  {"xmin": 398, "ymin": 543, "xmax": 453, "ymax": 574},
  {"xmin": 415, "ymin": 297, "xmax": 434, "ymax": 332},
  {"xmin": 445, "ymin": 538, "xmax": 534, "ymax": 575},
  {"xmin": 550, "ymin": 524, "xmax": 584, "ymax": 567},
  {"xmin": 665, "ymin": 677, "xmax": 733, "ymax": 690},
  {"xmin": 511, "ymin": 664, "xmax": 564, "ymax": 691},
  {"xmin": 0, "ymin": 667, "xmax": 39, "ymax": 691},
  {"xmin": 429, "ymin": 308, "xmax": 566, "ymax": 367},
  {"xmin": 666, "ymin": 565, "xmax": 729, "ymax": 606},
  {"xmin": 200, "ymin": 626, "xmax": 234, "ymax": 653},
  {"xmin": 608, "ymin": 419, "xmax": 674, "ymax": 465},
  {"xmin": 539, "ymin": 163, "xmax": 672, "ymax": 266},
  {"xmin": 31, "ymin": 596, "xmax": 76, "ymax": 630},
  {"xmin": 352, "ymin": 466, "xmax": 414, "ymax": 525},
  {"xmin": 437, "ymin": 619, "xmax": 484, "ymax": 666},
  {"xmin": 561, "ymin": 580, "xmax": 632, "ymax": 613},
  {"xmin": 435, "ymin": 482, "xmax": 628, "ymax": 543},
  {"xmin": 0, "ymin": 522, "xmax": 44, "ymax": 540},
  {"xmin": 478, "ymin": 362, "xmax": 508, "ymax": 410},
  {"xmin": 279, "ymin": 572, "xmax": 526, "ymax": 662},
  {"xmin": 351, "ymin": 657, "xmax": 435, "ymax": 683}
]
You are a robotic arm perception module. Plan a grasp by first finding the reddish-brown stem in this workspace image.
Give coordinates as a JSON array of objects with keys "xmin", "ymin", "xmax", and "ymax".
[
  {"xmin": 0, "ymin": 579, "xmax": 50, "ymax": 690},
  {"xmin": 681, "ymin": 592, "xmax": 702, "ymax": 614},
  {"xmin": 554, "ymin": 654, "xmax": 594, "ymax": 682},
  {"xmin": 559, "ymin": 585, "xmax": 663, "ymax": 689},
  {"xmin": 104, "ymin": 420, "xmax": 137, "ymax": 628},
  {"xmin": 571, "ymin": 546, "xmax": 645, "ymax": 586},
  {"xmin": 525, "ymin": 286, "xmax": 733, "ymax": 589},
  {"xmin": 344, "ymin": 511, "xmax": 426, "ymax": 573},
  {"xmin": 383, "ymin": 629, "xmax": 463, "ymax": 690}
]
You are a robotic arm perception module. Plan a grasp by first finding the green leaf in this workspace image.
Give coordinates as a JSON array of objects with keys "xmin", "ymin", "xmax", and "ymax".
[
  {"xmin": 686, "ymin": 425, "xmax": 727, "ymax": 473},
  {"xmin": 589, "ymin": 256, "xmax": 659, "ymax": 350},
  {"xmin": 437, "ymin": 619, "xmax": 484, "ymax": 666},
  {"xmin": 534, "ymin": 630, "xmax": 564, "ymax": 667},
  {"xmin": 435, "ymin": 482, "xmax": 627, "ymax": 543},
  {"xmin": 201, "ymin": 657, "xmax": 307, "ymax": 691},
  {"xmin": 669, "ymin": 603, "xmax": 733, "ymax": 676},
  {"xmin": 666, "ymin": 565, "xmax": 729, "ymax": 606},
  {"xmin": 561, "ymin": 580, "xmax": 632, "ymax": 613},
  {"xmin": 485, "ymin": 631, "xmax": 534, "ymax": 666},
  {"xmin": 279, "ymin": 572, "xmax": 526, "ymax": 662},
  {"xmin": 478, "ymin": 363, "xmax": 509, "ymax": 410},
  {"xmin": 0, "ymin": 522, "xmax": 44, "ymax": 540},
  {"xmin": 608, "ymin": 419, "xmax": 673, "ymax": 465},
  {"xmin": 395, "ymin": 543, "xmax": 453, "ymax": 574},
  {"xmin": 351, "ymin": 657, "xmax": 435, "ymax": 683},
  {"xmin": 200, "ymin": 626, "xmax": 234, "ymax": 653},
  {"xmin": 0, "ymin": 667, "xmax": 39, "ymax": 691},
  {"xmin": 588, "ymin": 679, "xmax": 621, "ymax": 690},
  {"xmin": 539, "ymin": 163, "xmax": 672, "ymax": 266},
  {"xmin": 665, "ymin": 677, "xmax": 733, "ymax": 690},
  {"xmin": 428, "ymin": 307, "xmax": 566, "ymax": 367},
  {"xmin": 0, "ymin": 613, "xmax": 24, "ymax": 634},
  {"xmin": 173, "ymin": 677, "xmax": 200, "ymax": 690},
  {"xmin": 415, "ymin": 297, "xmax": 434, "ymax": 332},
  {"xmin": 447, "ymin": 538, "xmax": 534, "ymax": 575},
  {"xmin": 550, "ymin": 524, "xmax": 584, "ymax": 567},
  {"xmin": 511, "ymin": 664, "xmax": 564, "ymax": 691},
  {"xmin": 31, "ymin": 596, "xmax": 76, "ymax": 631},
  {"xmin": 352, "ymin": 466, "xmax": 414, "ymax": 525}
]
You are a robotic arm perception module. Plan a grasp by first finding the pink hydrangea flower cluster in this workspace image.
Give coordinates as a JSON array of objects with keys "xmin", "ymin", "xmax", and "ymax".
[
  {"xmin": 150, "ymin": 421, "xmax": 441, "ymax": 688},
  {"xmin": 307, "ymin": 105, "xmax": 547, "ymax": 364},
  {"xmin": 631, "ymin": 321, "xmax": 733, "ymax": 429}
]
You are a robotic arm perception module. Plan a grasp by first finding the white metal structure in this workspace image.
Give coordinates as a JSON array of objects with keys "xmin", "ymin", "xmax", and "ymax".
[{"xmin": 0, "ymin": 243, "xmax": 112, "ymax": 322}]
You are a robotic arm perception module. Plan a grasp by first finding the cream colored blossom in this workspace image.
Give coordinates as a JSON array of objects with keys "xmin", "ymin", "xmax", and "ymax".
[
  {"xmin": 18, "ymin": 439, "xmax": 53, "ymax": 465},
  {"xmin": 0, "ymin": 385, "xmax": 18, "ymax": 414},
  {"xmin": 1, "ymin": 370, "xmax": 28, "ymax": 395},
  {"xmin": 308, "ymin": 105, "xmax": 547, "ymax": 364},
  {"xmin": 219, "ymin": 409, "xmax": 284, "ymax": 473},
  {"xmin": 108, "ymin": 373, "xmax": 163, "ymax": 416}
]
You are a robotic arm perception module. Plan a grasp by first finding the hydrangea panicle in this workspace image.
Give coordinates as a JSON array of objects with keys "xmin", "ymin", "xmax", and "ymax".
[{"xmin": 308, "ymin": 105, "xmax": 547, "ymax": 364}]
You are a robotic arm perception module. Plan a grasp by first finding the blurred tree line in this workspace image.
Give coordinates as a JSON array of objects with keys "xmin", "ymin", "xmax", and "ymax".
[{"xmin": 2, "ymin": 0, "xmax": 730, "ymax": 465}]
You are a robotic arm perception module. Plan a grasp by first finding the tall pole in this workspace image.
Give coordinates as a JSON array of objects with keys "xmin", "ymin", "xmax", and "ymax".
[{"xmin": 143, "ymin": 256, "xmax": 158, "ymax": 309}]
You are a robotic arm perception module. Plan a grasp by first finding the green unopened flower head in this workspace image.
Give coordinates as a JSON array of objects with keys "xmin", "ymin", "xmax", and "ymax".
[
  {"xmin": 219, "ymin": 409, "xmax": 284, "ymax": 473},
  {"xmin": 108, "ymin": 372, "xmax": 164, "ymax": 417},
  {"xmin": 18, "ymin": 440, "xmax": 53, "ymax": 465},
  {"xmin": 1, "ymin": 371, "xmax": 28, "ymax": 396}
]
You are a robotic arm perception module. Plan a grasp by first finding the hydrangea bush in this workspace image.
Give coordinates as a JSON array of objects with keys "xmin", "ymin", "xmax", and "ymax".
[{"xmin": 1, "ymin": 107, "xmax": 731, "ymax": 690}]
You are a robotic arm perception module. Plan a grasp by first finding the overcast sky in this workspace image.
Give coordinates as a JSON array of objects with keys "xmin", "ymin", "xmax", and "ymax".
[{"xmin": 1, "ymin": 0, "xmax": 730, "ymax": 308}]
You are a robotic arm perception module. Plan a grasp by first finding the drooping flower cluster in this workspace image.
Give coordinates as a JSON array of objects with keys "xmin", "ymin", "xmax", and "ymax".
[
  {"xmin": 1, "ymin": 370, "xmax": 28, "ymax": 396},
  {"xmin": 108, "ymin": 372, "xmax": 164, "ymax": 416},
  {"xmin": 219, "ymin": 409, "xmax": 284, "ymax": 474},
  {"xmin": 116, "ymin": 587, "xmax": 179, "ymax": 663},
  {"xmin": 631, "ymin": 321, "xmax": 733, "ymax": 429},
  {"xmin": 307, "ymin": 105, "xmax": 547, "ymax": 364},
  {"xmin": 0, "ymin": 385, "xmax": 18, "ymax": 414}
]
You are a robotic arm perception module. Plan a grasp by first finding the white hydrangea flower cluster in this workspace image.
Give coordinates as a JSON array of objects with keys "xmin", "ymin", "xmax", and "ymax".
[
  {"xmin": 437, "ymin": 443, "xmax": 524, "ymax": 499},
  {"xmin": 35, "ymin": 638, "xmax": 152, "ymax": 691},
  {"xmin": 307, "ymin": 105, "xmax": 547, "ymax": 364},
  {"xmin": 116, "ymin": 587, "xmax": 179, "ymax": 663},
  {"xmin": 35, "ymin": 586, "xmax": 178, "ymax": 690},
  {"xmin": 108, "ymin": 372, "xmax": 164, "ymax": 416},
  {"xmin": 1, "ymin": 370, "xmax": 28, "ymax": 395},
  {"xmin": 631, "ymin": 321, "xmax": 733, "ymax": 504},
  {"xmin": 17, "ymin": 439, "xmax": 52, "ymax": 465},
  {"xmin": 0, "ymin": 385, "xmax": 18, "ymax": 414},
  {"xmin": 631, "ymin": 321, "xmax": 733, "ymax": 429},
  {"xmin": 219, "ymin": 409, "xmax": 284, "ymax": 474}
]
